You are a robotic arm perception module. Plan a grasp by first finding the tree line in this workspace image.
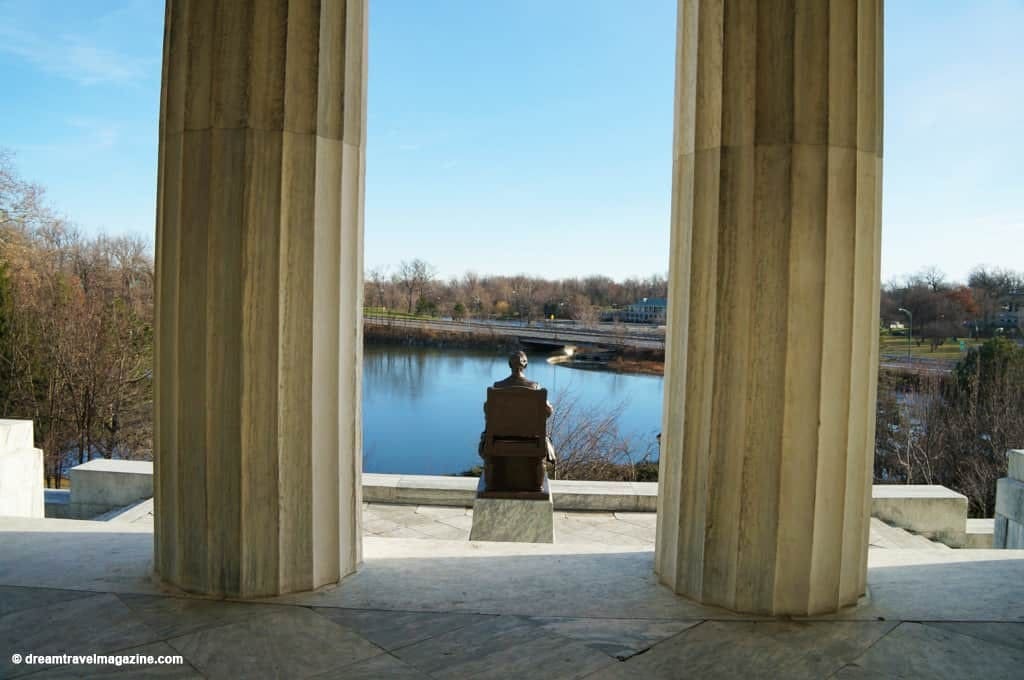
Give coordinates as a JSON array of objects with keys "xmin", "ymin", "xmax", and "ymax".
[
  {"xmin": 0, "ymin": 150, "xmax": 152, "ymax": 485},
  {"xmin": 366, "ymin": 259, "xmax": 669, "ymax": 325},
  {"xmin": 368, "ymin": 258, "xmax": 1024, "ymax": 343},
  {"xmin": 881, "ymin": 264, "xmax": 1023, "ymax": 349}
]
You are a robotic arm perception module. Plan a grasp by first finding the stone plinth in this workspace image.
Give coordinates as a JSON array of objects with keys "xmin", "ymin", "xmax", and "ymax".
[
  {"xmin": 69, "ymin": 459, "xmax": 154, "ymax": 519},
  {"xmin": 0, "ymin": 420, "xmax": 44, "ymax": 519},
  {"xmin": 470, "ymin": 477, "xmax": 554, "ymax": 543},
  {"xmin": 871, "ymin": 485, "xmax": 968, "ymax": 547},
  {"xmin": 994, "ymin": 451, "xmax": 1024, "ymax": 549},
  {"xmin": 154, "ymin": 0, "xmax": 367, "ymax": 597},
  {"xmin": 656, "ymin": 0, "xmax": 884, "ymax": 615}
]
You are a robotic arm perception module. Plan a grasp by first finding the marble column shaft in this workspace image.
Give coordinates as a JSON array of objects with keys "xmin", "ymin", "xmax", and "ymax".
[
  {"xmin": 656, "ymin": 0, "xmax": 884, "ymax": 615},
  {"xmin": 154, "ymin": 0, "xmax": 367, "ymax": 597}
]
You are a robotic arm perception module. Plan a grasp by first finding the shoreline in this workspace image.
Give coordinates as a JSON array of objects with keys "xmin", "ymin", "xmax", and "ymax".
[
  {"xmin": 365, "ymin": 322, "xmax": 665, "ymax": 377},
  {"xmin": 364, "ymin": 322, "xmax": 518, "ymax": 352},
  {"xmin": 547, "ymin": 354, "xmax": 664, "ymax": 377}
]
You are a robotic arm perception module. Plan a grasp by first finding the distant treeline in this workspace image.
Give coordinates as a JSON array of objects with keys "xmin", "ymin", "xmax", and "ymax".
[
  {"xmin": 365, "ymin": 259, "xmax": 669, "ymax": 325},
  {"xmin": 880, "ymin": 265, "xmax": 1023, "ymax": 347},
  {"xmin": 367, "ymin": 259, "xmax": 1024, "ymax": 345}
]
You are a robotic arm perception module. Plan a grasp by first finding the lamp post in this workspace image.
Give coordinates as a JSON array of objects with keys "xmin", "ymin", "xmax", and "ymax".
[{"xmin": 898, "ymin": 307, "xmax": 913, "ymax": 362}]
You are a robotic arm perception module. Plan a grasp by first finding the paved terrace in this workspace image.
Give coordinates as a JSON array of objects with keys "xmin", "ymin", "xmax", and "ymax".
[
  {"xmin": 2, "ymin": 507, "xmax": 1023, "ymax": 679},
  {"xmin": 43, "ymin": 497, "xmax": 960, "ymax": 550}
]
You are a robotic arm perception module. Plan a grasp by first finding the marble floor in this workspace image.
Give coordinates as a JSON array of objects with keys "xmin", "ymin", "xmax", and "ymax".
[
  {"xmin": 0, "ymin": 514, "xmax": 1022, "ymax": 679},
  {"xmin": 112, "ymin": 500, "xmax": 950, "ymax": 551}
]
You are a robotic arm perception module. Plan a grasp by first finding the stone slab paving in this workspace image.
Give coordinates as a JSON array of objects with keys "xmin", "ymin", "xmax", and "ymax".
[
  {"xmin": 103, "ymin": 501, "xmax": 947, "ymax": 552},
  {"xmin": 2, "ymin": 586, "xmax": 1023, "ymax": 678},
  {"xmin": 1, "ymin": 516, "xmax": 1023, "ymax": 678},
  {"xmin": 361, "ymin": 504, "xmax": 940, "ymax": 551}
]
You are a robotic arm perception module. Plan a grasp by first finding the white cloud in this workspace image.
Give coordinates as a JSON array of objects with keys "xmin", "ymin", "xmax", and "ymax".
[
  {"xmin": 0, "ymin": 24, "xmax": 146, "ymax": 86},
  {"xmin": 66, "ymin": 118, "xmax": 121, "ymax": 150}
]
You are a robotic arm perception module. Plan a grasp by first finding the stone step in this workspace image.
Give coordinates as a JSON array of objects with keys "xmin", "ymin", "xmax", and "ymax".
[{"xmin": 870, "ymin": 518, "xmax": 950, "ymax": 550}]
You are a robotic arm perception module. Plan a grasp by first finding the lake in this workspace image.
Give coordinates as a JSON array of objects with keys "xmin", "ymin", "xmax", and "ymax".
[{"xmin": 362, "ymin": 345, "xmax": 664, "ymax": 475}]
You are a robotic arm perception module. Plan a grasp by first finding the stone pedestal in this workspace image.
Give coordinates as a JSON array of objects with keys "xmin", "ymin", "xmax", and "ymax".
[
  {"xmin": 656, "ymin": 0, "xmax": 884, "ymax": 615},
  {"xmin": 154, "ymin": 0, "xmax": 367, "ymax": 598},
  {"xmin": 0, "ymin": 420, "xmax": 44, "ymax": 519},
  {"xmin": 470, "ymin": 477, "xmax": 554, "ymax": 543},
  {"xmin": 68, "ymin": 460, "xmax": 153, "ymax": 519}
]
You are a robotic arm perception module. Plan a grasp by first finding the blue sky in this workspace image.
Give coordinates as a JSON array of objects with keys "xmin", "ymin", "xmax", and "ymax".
[{"xmin": 0, "ymin": 0, "xmax": 1021, "ymax": 282}]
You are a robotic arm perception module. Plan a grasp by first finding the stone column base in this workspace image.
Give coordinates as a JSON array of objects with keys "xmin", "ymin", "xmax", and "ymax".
[{"xmin": 470, "ymin": 476, "xmax": 554, "ymax": 543}]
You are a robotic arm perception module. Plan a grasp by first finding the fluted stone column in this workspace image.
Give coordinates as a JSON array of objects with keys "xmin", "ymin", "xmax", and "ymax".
[
  {"xmin": 154, "ymin": 0, "xmax": 367, "ymax": 597},
  {"xmin": 656, "ymin": 0, "xmax": 883, "ymax": 615}
]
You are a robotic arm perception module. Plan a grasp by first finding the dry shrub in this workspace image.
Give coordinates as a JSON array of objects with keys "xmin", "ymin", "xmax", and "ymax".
[{"xmin": 547, "ymin": 389, "xmax": 657, "ymax": 482}]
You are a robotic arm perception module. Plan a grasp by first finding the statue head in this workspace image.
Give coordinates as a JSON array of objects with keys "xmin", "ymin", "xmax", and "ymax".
[{"xmin": 508, "ymin": 351, "xmax": 528, "ymax": 375}]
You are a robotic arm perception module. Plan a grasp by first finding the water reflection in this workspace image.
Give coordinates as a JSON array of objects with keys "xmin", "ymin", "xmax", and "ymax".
[{"xmin": 362, "ymin": 345, "xmax": 664, "ymax": 475}]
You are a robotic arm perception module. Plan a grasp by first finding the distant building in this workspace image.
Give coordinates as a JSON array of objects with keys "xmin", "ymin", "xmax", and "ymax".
[
  {"xmin": 620, "ymin": 297, "xmax": 667, "ymax": 324},
  {"xmin": 997, "ymin": 289, "xmax": 1023, "ymax": 330}
]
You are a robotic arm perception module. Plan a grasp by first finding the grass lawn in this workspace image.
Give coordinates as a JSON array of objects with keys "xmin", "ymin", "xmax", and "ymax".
[
  {"xmin": 363, "ymin": 306, "xmax": 434, "ymax": 321},
  {"xmin": 879, "ymin": 334, "xmax": 982, "ymax": 360}
]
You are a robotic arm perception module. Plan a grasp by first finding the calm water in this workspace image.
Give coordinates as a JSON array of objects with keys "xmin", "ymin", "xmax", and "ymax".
[{"xmin": 362, "ymin": 346, "xmax": 664, "ymax": 475}]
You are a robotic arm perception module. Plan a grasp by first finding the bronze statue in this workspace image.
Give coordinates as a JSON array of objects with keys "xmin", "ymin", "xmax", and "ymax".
[
  {"xmin": 493, "ymin": 351, "xmax": 540, "ymax": 389},
  {"xmin": 492, "ymin": 353, "xmax": 552, "ymax": 417},
  {"xmin": 477, "ymin": 351, "xmax": 556, "ymax": 496}
]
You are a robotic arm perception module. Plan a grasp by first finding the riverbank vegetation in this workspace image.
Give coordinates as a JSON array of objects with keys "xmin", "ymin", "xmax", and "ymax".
[{"xmin": 364, "ymin": 320, "xmax": 517, "ymax": 352}]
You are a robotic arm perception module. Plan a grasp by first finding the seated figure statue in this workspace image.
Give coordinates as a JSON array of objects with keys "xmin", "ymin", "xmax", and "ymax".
[{"xmin": 477, "ymin": 351, "xmax": 556, "ymax": 496}]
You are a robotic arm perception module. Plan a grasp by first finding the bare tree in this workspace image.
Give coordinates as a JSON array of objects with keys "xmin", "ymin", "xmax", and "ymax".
[
  {"xmin": 0, "ymin": 153, "xmax": 153, "ymax": 484},
  {"xmin": 395, "ymin": 259, "xmax": 436, "ymax": 313},
  {"xmin": 366, "ymin": 266, "xmax": 389, "ymax": 313},
  {"xmin": 547, "ymin": 390, "xmax": 656, "ymax": 482}
]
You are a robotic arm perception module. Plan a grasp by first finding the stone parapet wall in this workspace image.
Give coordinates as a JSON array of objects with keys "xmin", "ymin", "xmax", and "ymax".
[
  {"xmin": 870, "ymin": 485, "xmax": 969, "ymax": 547},
  {"xmin": 37, "ymin": 466, "xmax": 996, "ymax": 550},
  {"xmin": 68, "ymin": 459, "xmax": 153, "ymax": 519},
  {"xmin": 994, "ymin": 450, "xmax": 1024, "ymax": 549},
  {"xmin": 0, "ymin": 419, "xmax": 44, "ymax": 518}
]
